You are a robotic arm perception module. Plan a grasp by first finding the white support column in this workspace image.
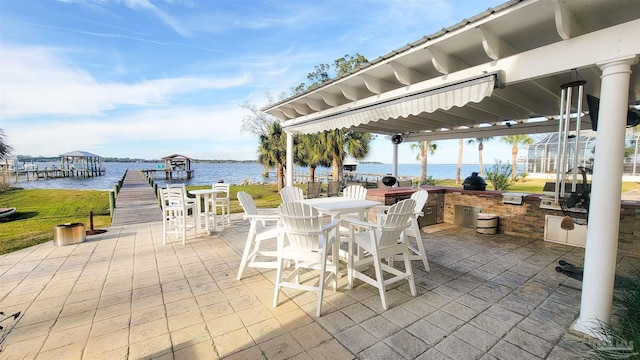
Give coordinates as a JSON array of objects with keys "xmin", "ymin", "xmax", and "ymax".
[
  {"xmin": 286, "ymin": 132, "xmax": 294, "ymax": 187},
  {"xmin": 392, "ymin": 143, "xmax": 399, "ymax": 180},
  {"xmin": 574, "ymin": 57, "xmax": 637, "ymax": 337}
]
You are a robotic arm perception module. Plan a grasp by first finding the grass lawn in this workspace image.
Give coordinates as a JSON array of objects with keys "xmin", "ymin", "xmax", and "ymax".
[
  {"xmin": 0, "ymin": 189, "xmax": 111, "ymax": 254},
  {"xmin": 0, "ymin": 184, "xmax": 282, "ymax": 255}
]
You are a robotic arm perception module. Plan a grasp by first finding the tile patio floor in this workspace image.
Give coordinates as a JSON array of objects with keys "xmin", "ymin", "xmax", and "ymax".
[{"xmin": 1, "ymin": 214, "xmax": 637, "ymax": 359}]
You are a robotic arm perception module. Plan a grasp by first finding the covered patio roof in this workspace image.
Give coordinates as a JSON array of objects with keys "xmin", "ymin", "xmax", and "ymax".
[
  {"xmin": 263, "ymin": 0, "xmax": 640, "ymax": 339},
  {"xmin": 263, "ymin": 0, "xmax": 640, "ymax": 141}
]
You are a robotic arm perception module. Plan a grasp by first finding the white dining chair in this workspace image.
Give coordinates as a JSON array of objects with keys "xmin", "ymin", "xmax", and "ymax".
[
  {"xmin": 377, "ymin": 190, "xmax": 430, "ymax": 271},
  {"xmin": 236, "ymin": 191, "xmax": 280, "ymax": 280},
  {"xmin": 160, "ymin": 187, "xmax": 197, "ymax": 245},
  {"xmin": 273, "ymin": 202, "xmax": 341, "ymax": 317},
  {"xmin": 279, "ymin": 185, "xmax": 304, "ymax": 203},
  {"xmin": 342, "ymin": 184, "xmax": 367, "ymax": 199},
  {"xmin": 343, "ymin": 198, "xmax": 416, "ymax": 310},
  {"xmin": 166, "ymin": 183, "xmax": 196, "ymax": 207},
  {"xmin": 209, "ymin": 182, "xmax": 231, "ymax": 227}
]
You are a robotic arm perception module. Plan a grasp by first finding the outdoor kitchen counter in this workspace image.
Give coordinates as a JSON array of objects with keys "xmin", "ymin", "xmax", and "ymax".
[
  {"xmin": 366, "ymin": 186, "xmax": 640, "ymax": 208},
  {"xmin": 365, "ymin": 186, "xmax": 639, "ymax": 257}
]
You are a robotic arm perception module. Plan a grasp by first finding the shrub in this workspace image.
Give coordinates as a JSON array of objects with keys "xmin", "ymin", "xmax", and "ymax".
[
  {"xmin": 413, "ymin": 176, "xmax": 436, "ymax": 186},
  {"xmin": 587, "ymin": 270, "xmax": 640, "ymax": 359},
  {"xmin": 0, "ymin": 170, "xmax": 10, "ymax": 193},
  {"xmin": 519, "ymin": 172, "xmax": 528, "ymax": 182},
  {"xmin": 485, "ymin": 160, "xmax": 513, "ymax": 191}
]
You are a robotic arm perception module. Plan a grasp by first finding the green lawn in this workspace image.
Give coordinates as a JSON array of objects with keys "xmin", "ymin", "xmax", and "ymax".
[{"xmin": 0, "ymin": 184, "xmax": 282, "ymax": 255}]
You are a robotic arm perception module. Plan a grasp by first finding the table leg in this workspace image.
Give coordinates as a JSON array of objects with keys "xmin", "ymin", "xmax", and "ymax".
[
  {"xmin": 195, "ymin": 194, "xmax": 202, "ymax": 234},
  {"xmin": 203, "ymin": 193, "xmax": 211, "ymax": 235},
  {"xmin": 211, "ymin": 193, "xmax": 217, "ymax": 232}
]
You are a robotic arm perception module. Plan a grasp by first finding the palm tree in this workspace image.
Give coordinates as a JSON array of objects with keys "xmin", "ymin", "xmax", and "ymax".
[
  {"xmin": 323, "ymin": 130, "xmax": 372, "ymax": 181},
  {"xmin": 296, "ymin": 133, "xmax": 331, "ymax": 183},
  {"xmin": 410, "ymin": 140, "xmax": 437, "ymax": 184},
  {"xmin": 467, "ymin": 137, "xmax": 493, "ymax": 176},
  {"xmin": 501, "ymin": 135, "xmax": 533, "ymax": 180},
  {"xmin": 456, "ymin": 139, "xmax": 464, "ymax": 184},
  {"xmin": 0, "ymin": 129, "xmax": 13, "ymax": 160},
  {"xmin": 258, "ymin": 122, "xmax": 287, "ymax": 190}
]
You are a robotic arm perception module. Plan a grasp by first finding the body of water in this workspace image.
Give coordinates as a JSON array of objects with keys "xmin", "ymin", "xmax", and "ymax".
[{"xmin": 10, "ymin": 162, "xmax": 518, "ymax": 191}]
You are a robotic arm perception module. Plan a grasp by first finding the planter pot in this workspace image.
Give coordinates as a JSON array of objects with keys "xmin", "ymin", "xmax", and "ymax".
[{"xmin": 53, "ymin": 223, "xmax": 86, "ymax": 246}]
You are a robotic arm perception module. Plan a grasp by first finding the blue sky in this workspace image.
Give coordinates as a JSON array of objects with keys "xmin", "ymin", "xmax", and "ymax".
[{"xmin": 0, "ymin": 0, "xmax": 527, "ymax": 164}]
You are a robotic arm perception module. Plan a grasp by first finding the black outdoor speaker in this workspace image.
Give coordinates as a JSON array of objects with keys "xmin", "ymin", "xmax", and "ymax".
[
  {"xmin": 586, "ymin": 94, "xmax": 640, "ymax": 131},
  {"xmin": 391, "ymin": 134, "xmax": 404, "ymax": 144}
]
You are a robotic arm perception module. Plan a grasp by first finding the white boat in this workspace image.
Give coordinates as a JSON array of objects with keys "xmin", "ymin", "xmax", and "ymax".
[{"xmin": 0, "ymin": 208, "xmax": 16, "ymax": 218}]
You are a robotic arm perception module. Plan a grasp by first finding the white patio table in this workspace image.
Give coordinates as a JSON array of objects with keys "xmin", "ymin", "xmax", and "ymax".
[
  {"xmin": 189, "ymin": 189, "xmax": 223, "ymax": 235},
  {"xmin": 300, "ymin": 197, "xmax": 382, "ymax": 276},
  {"xmin": 300, "ymin": 197, "xmax": 381, "ymax": 221}
]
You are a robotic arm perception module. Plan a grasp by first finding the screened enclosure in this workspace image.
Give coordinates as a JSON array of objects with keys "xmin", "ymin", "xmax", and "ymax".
[{"xmin": 526, "ymin": 129, "xmax": 640, "ymax": 176}]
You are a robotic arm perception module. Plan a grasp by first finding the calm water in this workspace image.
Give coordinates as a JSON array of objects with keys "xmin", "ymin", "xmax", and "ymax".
[{"xmin": 11, "ymin": 162, "xmax": 502, "ymax": 190}]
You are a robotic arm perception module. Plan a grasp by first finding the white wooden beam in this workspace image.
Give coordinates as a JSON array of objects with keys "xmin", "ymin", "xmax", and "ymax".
[
  {"xmin": 424, "ymin": 46, "xmax": 465, "ymax": 75},
  {"xmin": 476, "ymin": 25, "xmax": 514, "ymax": 60},
  {"xmin": 359, "ymin": 73, "xmax": 396, "ymax": 94},
  {"xmin": 388, "ymin": 61, "xmax": 424, "ymax": 85},
  {"xmin": 338, "ymin": 83, "xmax": 367, "ymax": 101},
  {"xmin": 552, "ymin": 0, "xmax": 582, "ymax": 40},
  {"xmin": 291, "ymin": 103, "xmax": 310, "ymax": 116},
  {"xmin": 305, "ymin": 98, "xmax": 326, "ymax": 112},
  {"xmin": 319, "ymin": 92, "xmax": 343, "ymax": 106}
]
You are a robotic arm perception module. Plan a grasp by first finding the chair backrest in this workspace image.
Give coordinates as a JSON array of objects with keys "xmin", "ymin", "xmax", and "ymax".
[
  {"xmin": 237, "ymin": 191, "xmax": 258, "ymax": 216},
  {"xmin": 410, "ymin": 190, "xmax": 429, "ymax": 214},
  {"xmin": 280, "ymin": 186, "xmax": 304, "ymax": 203},
  {"xmin": 166, "ymin": 183, "xmax": 187, "ymax": 191},
  {"xmin": 212, "ymin": 182, "xmax": 230, "ymax": 197},
  {"xmin": 161, "ymin": 187, "xmax": 187, "ymax": 208},
  {"xmin": 327, "ymin": 181, "xmax": 340, "ymax": 197},
  {"xmin": 278, "ymin": 202, "xmax": 322, "ymax": 251},
  {"xmin": 378, "ymin": 199, "xmax": 416, "ymax": 247},
  {"xmin": 306, "ymin": 182, "xmax": 322, "ymax": 199},
  {"xmin": 343, "ymin": 184, "xmax": 367, "ymax": 199}
]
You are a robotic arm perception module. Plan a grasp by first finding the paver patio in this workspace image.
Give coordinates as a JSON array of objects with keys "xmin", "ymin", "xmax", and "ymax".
[{"xmin": 1, "ymin": 214, "xmax": 637, "ymax": 359}]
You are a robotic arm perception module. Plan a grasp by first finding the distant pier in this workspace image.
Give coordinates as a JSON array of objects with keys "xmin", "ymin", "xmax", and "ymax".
[
  {"xmin": 140, "ymin": 168, "xmax": 194, "ymax": 180},
  {"xmin": 10, "ymin": 166, "xmax": 106, "ymax": 182}
]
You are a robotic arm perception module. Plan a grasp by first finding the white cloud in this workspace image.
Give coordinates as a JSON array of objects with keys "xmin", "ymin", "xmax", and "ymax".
[
  {"xmin": 5, "ymin": 103, "xmax": 257, "ymax": 158},
  {"xmin": 0, "ymin": 45, "xmax": 251, "ymax": 117}
]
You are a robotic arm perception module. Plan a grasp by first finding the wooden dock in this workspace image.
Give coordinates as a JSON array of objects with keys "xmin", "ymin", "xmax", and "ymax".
[
  {"xmin": 111, "ymin": 171, "xmax": 163, "ymax": 226},
  {"xmin": 10, "ymin": 167, "xmax": 106, "ymax": 182}
]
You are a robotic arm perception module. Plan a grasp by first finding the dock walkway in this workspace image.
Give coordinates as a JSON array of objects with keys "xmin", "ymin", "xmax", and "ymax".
[{"xmin": 111, "ymin": 170, "xmax": 162, "ymax": 226}]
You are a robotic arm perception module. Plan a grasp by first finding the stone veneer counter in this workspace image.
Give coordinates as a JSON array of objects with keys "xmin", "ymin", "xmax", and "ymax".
[{"xmin": 365, "ymin": 186, "xmax": 639, "ymax": 257}]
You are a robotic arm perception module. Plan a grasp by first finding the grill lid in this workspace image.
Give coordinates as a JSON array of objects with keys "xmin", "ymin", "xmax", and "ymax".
[{"xmin": 462, "ymin": 172, "xmax": 487, "ymax": 191}]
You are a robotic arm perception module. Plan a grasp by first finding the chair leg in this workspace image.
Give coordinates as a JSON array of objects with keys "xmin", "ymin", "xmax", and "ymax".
[
  {"xmin": 237, "ymin": 224, "xmax": 257, "ymax": 280},
  {"xmin": 403, "ymin": 247, "xmax": 417, "ymax": 296},
  {"xmin": 316, "ymin": 255, "xmax": 328, "ymax": 317},
  {"xmin": 372, "ymin": 252, "xmax": 388, "ymax": 310},
  {"xmin": 180, "ymin": 210, "xmax": 187, "ymax": 245},
  {"xmin": 411, "ymin": 218, "xmax": 430, "ymax": 272},
  {"xmin": 225, "ymin": 200, "xmax": 231, "ymax": 225},
  {"xmin": 273, "ymin": 257, "xmax": 284, "ymax": 308},
  {"xmin": 162, "ymin": 216, "xmax": 167, "ymax": 245}
]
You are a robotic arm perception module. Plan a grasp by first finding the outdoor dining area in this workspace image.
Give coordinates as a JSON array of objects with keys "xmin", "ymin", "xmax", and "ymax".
[{"xmin": 0, "ymin": 181, "xmax": 618, "ymax": 359}]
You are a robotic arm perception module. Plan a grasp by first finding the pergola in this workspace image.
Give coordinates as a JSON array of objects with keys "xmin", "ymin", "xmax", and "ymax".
[{"xmin": 264, "ymin": 0, "xmax": 640, "ymax": 338}]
